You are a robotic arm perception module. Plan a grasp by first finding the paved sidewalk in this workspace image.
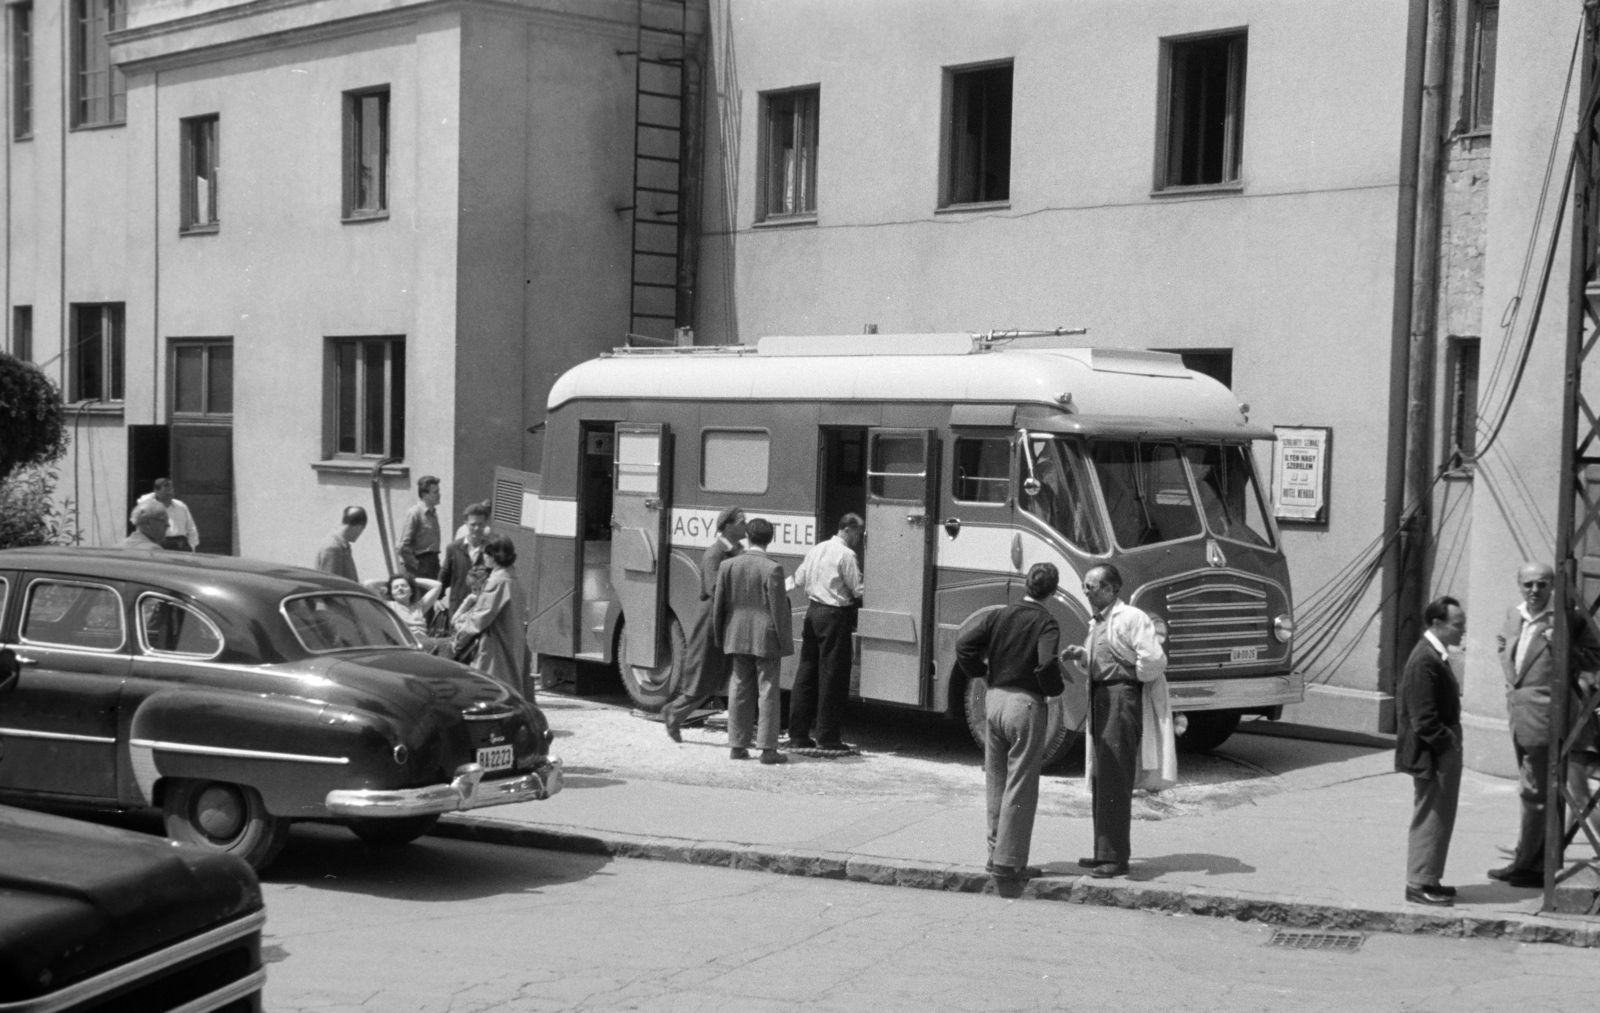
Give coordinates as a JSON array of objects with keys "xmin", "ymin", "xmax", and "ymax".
[{"xmin": 436, "ymin": 697, "xmax": 1600, "ymax": 947}]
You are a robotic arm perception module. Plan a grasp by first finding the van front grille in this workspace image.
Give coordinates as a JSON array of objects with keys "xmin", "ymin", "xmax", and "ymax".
[{"xmin": 1142, "ymin": 575, "xmax": 1280, "ymax": 672}]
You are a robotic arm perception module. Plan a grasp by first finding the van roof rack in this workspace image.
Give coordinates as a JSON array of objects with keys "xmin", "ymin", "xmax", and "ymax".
[{"xmin": 606, "ymin": 328, "xmax": 1089, "ymax": 358}]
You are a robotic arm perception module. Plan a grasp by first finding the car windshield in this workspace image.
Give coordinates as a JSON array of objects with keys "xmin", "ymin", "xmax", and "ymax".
[
  {"xmin": 282, "ymin": 593, "xmax": 415, "ymax": 653},
  {"xmin": 1020, "ymin": 436, "xmax": 1108, "ymax": 554},
  {"xmin": 1087, "ymin": 440, "xmax": 1204, "ymax": 549},
  {"xmin": 1185, "ymin": 443, "xmax": 1276, "ymax": 548}
]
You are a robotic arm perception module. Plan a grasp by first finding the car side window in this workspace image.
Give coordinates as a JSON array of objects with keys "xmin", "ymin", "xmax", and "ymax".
[
  {"xmin": 138, "ymin": 595, "xmax": 224, "ymax": 658},
  {"xmin": 22, "ymin": 580, "xmax": 125, "ymax": 652}
]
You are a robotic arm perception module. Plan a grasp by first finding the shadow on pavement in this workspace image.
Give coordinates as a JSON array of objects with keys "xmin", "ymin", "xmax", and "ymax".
[
  {"xmin": 265, "ymin": 821, "xmax": 612, "ymax": 899},
  {"xmin": 1125, "ymin": 853, "xmax": 1258, "ymax": 880}
]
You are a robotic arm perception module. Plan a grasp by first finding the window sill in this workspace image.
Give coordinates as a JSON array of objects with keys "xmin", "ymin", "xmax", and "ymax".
[
  {"xmin": 935, "ymin": 200, "xmax": 1011, "ymax": 215},
  {"xmin": 179, "ymin": 224, "xmax": 219, "ymax": 237},
  {"xmin": 12, "ymin": 133, "xmax": 31, "ymax": 143},
  {"xmin": 1442, "ymin": 467, "xmax": 1475, "ymax": 482},
  {"xmin": 1151, "ymin": 182, "xmax": 1245, "ymax": 198},
  {"xmin": 1454, "ymin": 128, "xmax": 1491, "ymax": 141},
  {"xmin": 66, "ymin": 401, "xmax": 125, "ymax": 417},
  {"xmin": 69, "ymin": 120, "xmax": 127, "ymax": 132},
  {"xmin": 753, "ymin": 213, "xmax": 817, "ymax": 229},
  {"xmin": 312, "ymin": 458, "xmax": 409, "ymax": 478},
  {"xmin": 341, "ymin": 211, "xmax": 390, "ymax": 225}
]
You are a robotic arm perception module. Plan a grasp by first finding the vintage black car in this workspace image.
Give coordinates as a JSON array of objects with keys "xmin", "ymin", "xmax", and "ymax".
[
  {"xmin": 0, "ymin": 547, "xmax": 563, "ymax": 869},
  {"xmin": 0, "ymin": 803, "xmax": 264, "ymax": 1012}
]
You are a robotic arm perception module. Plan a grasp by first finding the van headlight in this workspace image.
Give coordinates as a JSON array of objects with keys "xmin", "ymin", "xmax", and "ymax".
[
  {"xmin": 1273, "ymin": 614, "xmax": 1295, "ymax": 643},
  {"xmin": 1150, "ymin": 617, "xmax": 1169, "ymax": 643}
]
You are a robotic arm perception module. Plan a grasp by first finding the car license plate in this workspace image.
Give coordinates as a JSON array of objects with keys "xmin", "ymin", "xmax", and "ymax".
[
  {"xmin": 1230, "ymin": 646, "xmax": 1260, "ymax": 663},
  {"xmin": 476, "ymin": 745, "xmax": 514, "ymax": 772}
]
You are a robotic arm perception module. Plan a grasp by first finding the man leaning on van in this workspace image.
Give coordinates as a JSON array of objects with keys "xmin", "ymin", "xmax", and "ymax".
[{"xmin": 788, "ymin": 513, "xmax": 865, "ymax": 751}]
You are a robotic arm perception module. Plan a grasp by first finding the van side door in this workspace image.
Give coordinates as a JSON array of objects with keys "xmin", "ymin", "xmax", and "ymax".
[
  {"xmin": 858, "ymin": 428, "xmax": 940, "ymax": 705},
  {"xmin": 611, "ymin": 423, "xmax": 674, "ymax": 668}
]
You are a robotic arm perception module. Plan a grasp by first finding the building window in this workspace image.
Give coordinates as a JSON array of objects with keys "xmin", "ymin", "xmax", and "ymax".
[
  {"xmin": 343, "ymin": 89, "xmax": 389, "ymax": 218},
  {"xmin": 171, "ymin": 339, "xmax": 232, "ymax": 418},
  {"xmin": 1159, "ymin": 31, "xmax": 1247, "ymax": 189},
  {"xmin": 12, "ymin": 4, "xmax": 31, "ymax": 139},
  {"xmin": 943, "ymin": 62, "xmax": 1012, "ymax": 207},
  {"xmin": 11, "ymin": 305, "xmax": 31, "ymax": 361},
  {"xmin": 1445, "ymin": 337, "xmax": 1480, "ymax": 469},
  {"xmin": 759, "ymin": 87, "xmax": 818, "ymax": 220},
  {"xmin": 1465, "ymin": 1, "xmax": 1498, "ymax": 132},
  {"xmin": 181, "ymin": 116, "xmax": 219, "ymax": 231},
  {"xmin": 69, "ymin": 303, "xmax": 124, "ymax": 403},
  {"xmin": 701, "ymin": 429, "xmax": 770, "ymax": 493},
  {"xmin": 72, "ymin": 0, "xmax": 125, "ymax": 127},
  {"xmin": 328, "ymin": 337, "xmax": 404, "ymax": 458}
]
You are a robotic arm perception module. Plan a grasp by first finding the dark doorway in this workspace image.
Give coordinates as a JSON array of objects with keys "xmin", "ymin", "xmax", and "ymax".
[
  {"xmin": 169, "ymin": 340, "xmax": 235, "ymax": 554},
  {"xmin": 126, "ymin": 425, "xmax": 170, "ymax": 533},
  {"xmin": 817, "ymin": 427, "xmax": 867, "ymax": 538},
  {"xmin": 574, "ymin": 422, "xmax": 618, "ymax": 659}
]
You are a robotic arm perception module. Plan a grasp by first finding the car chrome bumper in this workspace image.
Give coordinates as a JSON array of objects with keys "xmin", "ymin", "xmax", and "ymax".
[
  {"xmin": 323, "ymin": 757, "xmax": 564, "ymax": 818},
  {"xmin": 1166, "ymin": 672, "xmax": 1303, "ymax": 712}
]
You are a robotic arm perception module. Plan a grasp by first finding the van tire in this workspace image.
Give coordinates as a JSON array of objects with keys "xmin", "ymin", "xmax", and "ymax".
[
  {"xmin": 615, "ymin": 612, "xmax": 685, "ymax": 713},
  {"xmin": 961, "ymin": 675, "xmax": 1080, "ymax": 771},
  {"xmin": 1176, "ymin": 709, "xmax": 1241, "ymax": 753}
]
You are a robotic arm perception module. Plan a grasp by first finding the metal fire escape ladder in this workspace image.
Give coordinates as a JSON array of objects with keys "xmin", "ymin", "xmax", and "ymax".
[
  {"xmin": 618, "ymin": 0, "xmax": 689, "ymax": 346},
  {"xmin": 1550, "ymin": 2, "xmax": 1600, "ymax": 914}
]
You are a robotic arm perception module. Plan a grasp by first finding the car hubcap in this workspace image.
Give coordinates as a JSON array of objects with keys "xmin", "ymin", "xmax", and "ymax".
[{"xmin": 194, "ymin": 784, "xmax": 246, "ymax": 842}]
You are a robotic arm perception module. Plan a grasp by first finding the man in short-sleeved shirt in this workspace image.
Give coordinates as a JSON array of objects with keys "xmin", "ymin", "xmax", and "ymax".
[{"xmin": 787, "ymin": 513, "xmax": 864, "ymax": 751}]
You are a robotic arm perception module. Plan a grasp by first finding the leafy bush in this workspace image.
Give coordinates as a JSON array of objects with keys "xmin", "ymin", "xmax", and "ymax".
[
  {"xmin": 0, "ymin": 466, "xmax": 78, "ymax": 549},
  {"xmin": 0, "ymin": 352, "xmax": 68, "ymax": 484}
]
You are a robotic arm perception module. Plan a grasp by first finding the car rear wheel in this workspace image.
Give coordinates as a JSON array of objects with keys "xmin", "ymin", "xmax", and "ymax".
[
  {"xmin": 346, "ymin": 814, "xmax": 440, "ymax": 848},
  {"xmin": 162, "ymin": 779, "xmax": 291, "ymax": 871},
  {"xmin": 962, "ymin": 675, "xmax": 1080, "ymax": 771},
  {"xmin": 615, "ymin": 612, "xmax": 685, "ymax": 713}
]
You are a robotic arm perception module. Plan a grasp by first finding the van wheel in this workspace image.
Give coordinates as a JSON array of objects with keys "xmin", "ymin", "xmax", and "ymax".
[
  {"xmin": 1176, "ymin": 709, "xmax": 1241, "ymax": 753},
  {"xmin": 615, "ymin": 612, "xmax": 685, "ymax": 712},
  {"xmin": 162, "ymin": 779, "xmax": 291, "ymax": 871},
  {"xmin": 961, "ymin": 676, "xmax": 1081, "ymax": 771}
]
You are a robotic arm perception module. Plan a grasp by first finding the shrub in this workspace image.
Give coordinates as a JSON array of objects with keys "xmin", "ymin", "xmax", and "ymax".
[
  {"xmin": 0, "ymin": 352, "xmax": 68, "ymax": 484},
  {"xmin": 0, "ymin": 466, "xmax": 78, "ymax": 549}
]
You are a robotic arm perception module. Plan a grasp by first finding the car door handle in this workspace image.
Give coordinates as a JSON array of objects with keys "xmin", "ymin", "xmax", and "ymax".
[{"xmin": 12, "ymin": 654, "xmax": 37, "ymax": 666}]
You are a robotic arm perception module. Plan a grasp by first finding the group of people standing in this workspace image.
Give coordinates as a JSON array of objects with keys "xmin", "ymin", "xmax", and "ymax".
[
  {"xmin": 1395, "ymin": 560, "xmax": 1600, "ymax": 905},
  {"xmin": 313, "ymin": 476, "xmax": 530, "ymax": 690},
  {"xmin": 662, "ymin": 509, "xmax": 865, "ymax": 765}
]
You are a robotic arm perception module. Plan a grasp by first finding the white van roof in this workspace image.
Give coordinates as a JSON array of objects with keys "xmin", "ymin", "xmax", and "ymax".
[{"xmin": 546, "ymin": 334, "xmax": 1270, "ymax": 441}]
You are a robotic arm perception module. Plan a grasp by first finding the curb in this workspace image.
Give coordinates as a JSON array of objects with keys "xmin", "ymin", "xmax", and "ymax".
[{"xmin": 433, "ymin": 815, "xmax": 1600, "ymax": 948}]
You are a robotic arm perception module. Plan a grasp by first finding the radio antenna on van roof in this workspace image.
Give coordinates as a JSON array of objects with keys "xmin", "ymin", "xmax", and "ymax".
[{"xmin": 974, "ymin": 327, "xmax": 1089, "ymax": 349}]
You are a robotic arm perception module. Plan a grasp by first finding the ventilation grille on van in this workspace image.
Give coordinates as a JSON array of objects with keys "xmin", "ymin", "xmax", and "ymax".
[{"xmin": 492, "ymin": 478, "xmax": 522, "ymax": 527}]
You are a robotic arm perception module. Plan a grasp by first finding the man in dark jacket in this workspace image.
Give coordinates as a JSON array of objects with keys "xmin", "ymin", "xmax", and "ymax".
[
  {"xmin": 1395, "ymin": 595, "xmax": 1466, "ymax": 906},
  {"xmin": 712, "ymin": 518, "xmax": 794, "ymax": 765},
  {"xmin": 957, "ymin": 562, "xmax": 1065, "ymax": 884},
  {"xmin": 1490, "ymin": 562, "xmax": 1600, "ymax": 887},
  {"xmin": 663, "ymin": 507, "xmax": 745, "ymax": 741}
]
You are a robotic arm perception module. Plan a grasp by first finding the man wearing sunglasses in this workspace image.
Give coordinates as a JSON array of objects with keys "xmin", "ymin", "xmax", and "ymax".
[{"xmin": 1491, "ymin": 562, "xmax": 1600, "ymax": 887}]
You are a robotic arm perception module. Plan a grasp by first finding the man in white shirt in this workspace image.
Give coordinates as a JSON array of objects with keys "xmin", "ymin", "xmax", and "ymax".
[
  {"xmin": 1064, "ymin": 563, "xmax": 1166, "ymax": 878},
  {"xmin": 787, "ymin": 513, "xmax": 864, "ymax": 751},
  {"xmin": 133, "ymin": 478, "xmax": 200, "ymax": 551}
]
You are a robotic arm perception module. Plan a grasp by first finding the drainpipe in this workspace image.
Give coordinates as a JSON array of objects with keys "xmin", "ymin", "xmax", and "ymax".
[{"xmin": 1384, "ymin": 0, "xmax": 1452, "ymax": 703}]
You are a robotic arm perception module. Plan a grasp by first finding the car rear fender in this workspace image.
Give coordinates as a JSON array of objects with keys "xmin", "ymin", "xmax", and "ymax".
[{"xmin": 127, "ymin": 689, "xmax": 402, "ymax": 818}]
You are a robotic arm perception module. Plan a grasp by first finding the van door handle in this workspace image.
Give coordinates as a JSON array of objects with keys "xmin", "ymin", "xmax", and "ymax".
[
  {"xmin": 644, "ymin": 498, "xmax": 662, "ymax": 511},
  {"xmin": 943, "ymin": 517, "xmax": 961, "ymax": 539}
]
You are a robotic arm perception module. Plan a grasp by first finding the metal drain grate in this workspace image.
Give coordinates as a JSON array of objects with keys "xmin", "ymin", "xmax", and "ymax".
[{"xmin": 1266, "ymin": 929, "xmax": 1365, "ymax": 951}]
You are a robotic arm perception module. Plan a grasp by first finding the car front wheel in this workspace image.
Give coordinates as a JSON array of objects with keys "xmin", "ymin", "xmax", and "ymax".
[{"xmin": 162, "ymin": 778, "xmax": 291, "ymax": 871}]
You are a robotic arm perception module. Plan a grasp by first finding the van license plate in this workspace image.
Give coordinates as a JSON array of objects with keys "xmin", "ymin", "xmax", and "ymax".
[
  {"xmin": 476, "ymin": 745, "xmax": 514, "ymax": 772},
  {"xmin": 1230, "ymin": 646, "xmax": 1260, "ymax": 663}
]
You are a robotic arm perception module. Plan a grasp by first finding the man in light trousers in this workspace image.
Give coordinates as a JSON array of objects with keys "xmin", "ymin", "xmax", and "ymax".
[{"xmin": 712, "ymin": 518, "xmax": 794, "ymax": 765}]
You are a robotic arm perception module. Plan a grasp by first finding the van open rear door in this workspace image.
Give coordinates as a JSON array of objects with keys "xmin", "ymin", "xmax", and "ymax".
[
  {"xmin": 858, "ymin": 429, "xmax": 939, "ymax": 705},
  {"xmin": 611, "ymin": 423, "xmax": 673, "ymax": 668}
]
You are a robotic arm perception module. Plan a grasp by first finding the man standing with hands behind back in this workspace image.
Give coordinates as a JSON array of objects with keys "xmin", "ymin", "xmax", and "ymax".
[
  {"xmin": 1064, "ymin": 564, "xmax": 1166, "ymax": 879},
  {"xmin": 1491, "ymin": 561, "xmax": 1600, "ymax": 887},
  {"xmin": 1395, "ymin": 596, "xmax": 1467, "ymax": 906},
  {"xmin": 713, "ymin": 518, "xmax": 794, "ymax": 765}
]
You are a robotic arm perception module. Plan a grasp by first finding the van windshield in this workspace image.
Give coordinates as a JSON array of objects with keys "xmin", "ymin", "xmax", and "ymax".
[
  {"xmin": 1185, "ymin": 443, "xmax": 1276, "ymax": 548},
  {"xmin": 1087, "ymin": 441, "xmax": 1204, "ymax": 549},
  {"xmin": 1020, "ymin": 437, "xmax": 1108, "ymax": 554}
]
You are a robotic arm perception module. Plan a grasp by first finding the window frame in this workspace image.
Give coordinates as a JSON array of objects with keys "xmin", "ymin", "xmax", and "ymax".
[
  {"xmin": 20, "ymin": 579, "xmax": 126, "ymax": 653},
  {"xmin": 11, "ymin": 2, "xmax": 31, "ymax": 140},
  {"xmin": 169, "ymin": 338, "xmax": 233, "ymax": 421},
  {"xmin": 950, "ymin": 433, "xmax": 1014, "ymax": 506},
  {"xmin": 135, "ymin": 592, "xmax": 225, "ymax": 660},
  {"xmin": 757, "ymin": 85, "xmax": 819, "ymax": 223},
  {"xmin": 324, "ymin": 335, "xmax": 405, "ymax": 461},
  {"xmin": 343, "ymin": 87, "xmax": 390, "ymax": 220},
  {"xmin": 700, "ymin": 427, "xmax": 772, "ymax": 495},
  {"xmin": 940, "ymin": 60, "xmax": 1014, "ymax": 209},
  {"xmin": 11, "ymin": 305, "xmax": 31, "ymax": 361},
  {"xmin": 1463, "ymin": 0, "xmax": 1498, "ymax": 134},
  {"xmin": 1154, "ymin": 28, "xmax": 1248, "ymax": 193},
  {"xmin": 280, "ymin": 591, "xmax": 417, "ymax": 655},
  {"xmin": 70, "ymin": 0, "xmax": 125, "ymax": 129},
  {"xmin": 1444, "ymin": 336, "xmax": 1480, "ymax": 472},
  {"xmin": 68, "ymin": 302, "xmax": 125, "ymax": 404},
  {"xmin": 180, "ymin": 114, "xmax": 220, "ymax": 233}
]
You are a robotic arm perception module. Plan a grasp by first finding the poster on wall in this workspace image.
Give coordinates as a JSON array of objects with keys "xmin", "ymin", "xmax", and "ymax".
[{"xmin": 1271, "ymin": 426, "xmax": 1331, "ymax": 524}]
